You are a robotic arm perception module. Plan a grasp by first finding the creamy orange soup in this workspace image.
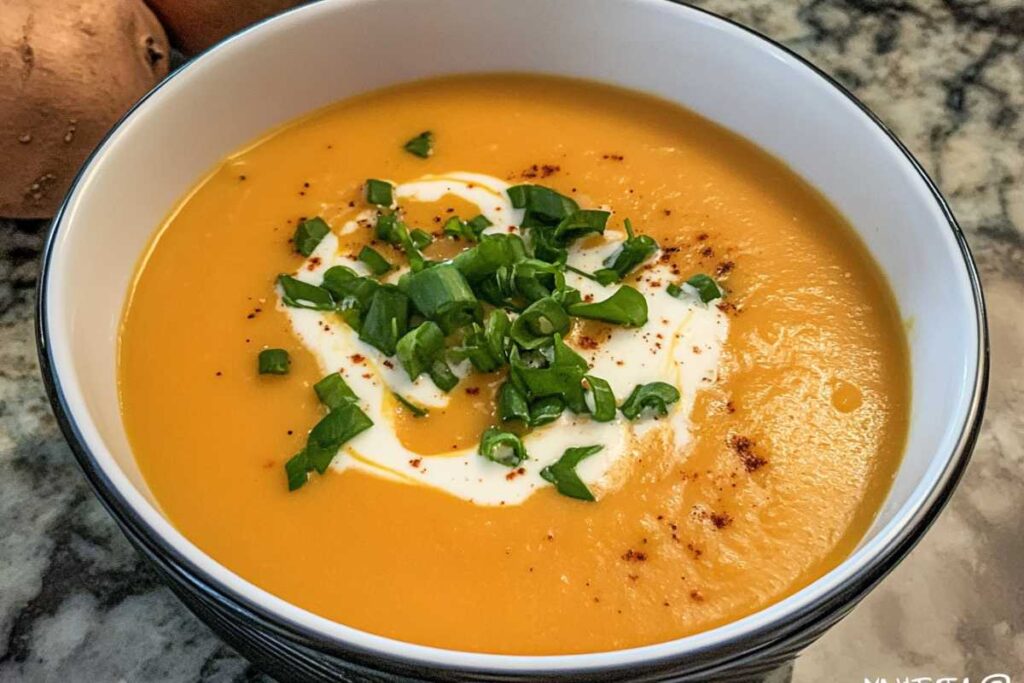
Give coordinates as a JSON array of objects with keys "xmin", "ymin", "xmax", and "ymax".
[{"xmin": 119, "ymin": 75, "xmax": 909, "ymax": 655}]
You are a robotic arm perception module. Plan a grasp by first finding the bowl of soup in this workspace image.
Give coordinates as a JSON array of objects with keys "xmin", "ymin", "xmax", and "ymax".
[{"xmin": 37, "ymin": 0, "xmax": 987, "ymax": 679}]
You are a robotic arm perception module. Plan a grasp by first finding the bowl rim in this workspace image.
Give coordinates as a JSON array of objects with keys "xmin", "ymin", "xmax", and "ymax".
[{"xmin": 35, "ymin": 0, "xmax": 989, "ymax": 677}]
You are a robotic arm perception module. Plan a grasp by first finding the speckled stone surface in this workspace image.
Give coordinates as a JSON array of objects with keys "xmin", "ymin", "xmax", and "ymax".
[{"xmin": 1, "ymin": 1, "xmax": 1021, "ymax": 681}]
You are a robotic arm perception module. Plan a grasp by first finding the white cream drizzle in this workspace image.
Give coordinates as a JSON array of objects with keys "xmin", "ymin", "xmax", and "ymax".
[{"xmin": 280, "ymin": 172, "xmax": 729, "ymax": 505}]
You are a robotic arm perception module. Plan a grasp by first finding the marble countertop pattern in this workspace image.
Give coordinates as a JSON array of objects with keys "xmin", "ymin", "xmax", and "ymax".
[{"xmin": 1, "ymin": 1, "xmax": 1021, "ymax": 681}]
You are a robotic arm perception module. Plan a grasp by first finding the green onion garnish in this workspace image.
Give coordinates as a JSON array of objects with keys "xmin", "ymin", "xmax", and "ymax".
[
  {"xmin": 443, "ymin": 214, "xmax": 493, "ymax": 242},
  {"xmin": 583, "ymin": 375, "xmax": 616, "ymax": 422},
  {"xmin": 510, "ymin": 335, "xmax": 588, "ymax": 413},
  {"xmin": 403, "ymin": 131, "xmax": 433, "ymax": 158},
  {"xmin": 594, "ymin": 219, "xmax": 658, "ymax": 283},
  {"xmin": 393, "ymin": 392, "xmax": 428, "ymax": 417},
  {"xmin": 410, "ymin": 228, "xmax": 433, "ymax": 250},
  {"xmin": 396, "ymin": 321, "xmax": 445, "ymax": 381},
  {"xmin": 257, "ymin": 348, "xmax": 290, "ymax": 375},
  {"xmin": 529, "ymin": 396, "xmax": 565, "ymax": 426},
  {"xmin": 687, "ymin": 274, "xmax": 722, "ymax": 303},
  {"xmin": 306, "ymin": 401, "xmax": 373, "ymax": 467},
  {"xmin": 566, "ymin": 285, "xmax": 648, "ymax": 327},
  {"xmin": 540, "ymin": 445, "xmax": 602, "ymax": 501},
  {"xmin": 285, "ymin": 451, "xmax": 310, "ymax": 491},
  {"xmin": 399, "ymin": 263, "xmax": 479, "ymax": 333},
  {"xmin": 507, "ymin": 184, "xmax": 579, "ymax": 226},
  {"xmin": 620, "ymin": 382, "xmax": 681, "ymax": 420},
  {"xmin": 278, "ymin": 274, "xmax": 335, "ymax": 310},
  {"xmin": 286, "ymin": 389, "xmax": 374, "ymax": 490},
  {"xmin": 358, "ymin": 245, "xmax": 392, "ymax": 275},
  {"xmin": 497, "ymin": 381, "xmax": 530, "ymax": 424},
  {"xmin": 509, "ymin": 296, "xmax": 570, "ymax": 349},
  {"xmin": 478, "ymin": 427, "xmax": 527, "ymax": 467},
  {"xmin": 314, "ymin": 372, "xmax": 358, "ymax": 410},
  {"xmin": 552, "ymin": 209, "xmax": 609, "ymax": 244},
  {"xmin": 293, "ymin": 217, "xmax": 330, "ymax": 257},
  {"xmin": 357, "ymin": 285, "xmax": 409, "ymax": 355},
  {"xmin": 365, "ymin": 179, "xmax": 394, "ymax": 206}
]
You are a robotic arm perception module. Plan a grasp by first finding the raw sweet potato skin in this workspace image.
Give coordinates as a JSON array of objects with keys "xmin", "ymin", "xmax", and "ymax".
[
  {"xmin": 145, "ymin": 0, "xmax": 304, "ymax": 55},
  {"xmin": 0, "ymin": 0, "xmax": 169, "ymax": 219}
]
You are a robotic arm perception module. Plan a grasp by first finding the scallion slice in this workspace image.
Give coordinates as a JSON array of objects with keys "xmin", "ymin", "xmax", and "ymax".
[
  {"xmin": 396, "ymin": 321, "xmax": 445, "ymax": 381},
  {"xmin": 393, "ymin": 392, "xmax": 428, "ymax": 417},
  {"xmin": 403, "ymin": 131, "xmax": 433, "ymax": 158},
  {"xmin": 687, "ymin": 274, "xmax": 722, "ymax": 303},
  {"xmin": 399, "ymin": 263, "xmax": 479, "ymax": 333},
  {"xmin": 278, "ymin": 274, "xmax": 335, "ymax": 310},
  {"xmin": 314, "ymin": 372, "xmax": 358, "ymax": 410},
  {"xmin": 358, "ymin": 245, "xmax": 392, "ymax": 275},
  {"xmin": 365, "ymin": 179, "xmax": 394, "ymax": 206},
  {"xmin": 258, "ymin": 348, "xmax": 290, "ymax": 375},
  {"xmin": 583, "ymin": 375, "xmax": 616, "ymax": 421},
  {"xmin": 497, "ymin": 381, "xmax": 530, "ymax": 424},
  {"xmin": 357, "ymin": 285, "xmax": 409, "ymax": 355},
  {"xmin": 594, "ymin": 219, "xmax": 658, "ymax": 283},
  {"xmin": 540, "ymin": 445, "xmax": 602, "ymax": 501},
  {"xmin": 509, "ymin": 297, "xmax": 570, "ymax": 349},
  {"xmin": 620, "ymin": 382, "xmax": 681, "ymax": 420},
  {"xmin": 566, "ymin": 285, "xmax": 648, "ymax": 327},
  {"xmin": 529, "ymin": 396, "xmax": 565, "ymax": 426},
  {"xmin": 293, "ymin": 217, "xmax": 330, "ymax": 257},
  {"xmin": 478, "ymin": 427, "xmax": 527, "ymax": 467}
]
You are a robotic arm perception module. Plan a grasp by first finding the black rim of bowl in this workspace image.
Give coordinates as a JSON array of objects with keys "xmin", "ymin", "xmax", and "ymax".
[{"xmin": 35, "ymin": 0, "xmax": 989, "ymax": 678}]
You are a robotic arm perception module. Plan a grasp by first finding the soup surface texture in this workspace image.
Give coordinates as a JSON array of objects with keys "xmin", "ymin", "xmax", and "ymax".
[{"xmin": 120, "ymin": 75, "xmax": 909, "ymax": 655}]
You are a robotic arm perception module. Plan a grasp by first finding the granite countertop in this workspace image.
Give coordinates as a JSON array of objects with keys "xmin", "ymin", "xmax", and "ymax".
[{"xmin": 1, "ymin": 1, "xmax": 1021, "ymax": 681}]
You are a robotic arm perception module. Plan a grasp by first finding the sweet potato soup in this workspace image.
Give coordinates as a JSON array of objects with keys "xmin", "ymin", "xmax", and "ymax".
[{"xmin": 119, "ymin": 75, "xmax": 909, "ymax": 655}]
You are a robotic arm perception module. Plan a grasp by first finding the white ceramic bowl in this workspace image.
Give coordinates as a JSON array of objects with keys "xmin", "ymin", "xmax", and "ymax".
[{"xmin": 37, "ymin": 0, "xmax": 987, "ymax": 680}]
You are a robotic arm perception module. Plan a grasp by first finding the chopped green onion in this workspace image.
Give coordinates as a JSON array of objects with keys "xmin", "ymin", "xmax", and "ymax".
[
  {"xmin": 529, "ymin": 396, "xmax": 565, "ymax": 426},
  {"xmin": 497, "ymin": 381, "xmax": 530, "ymax": 423},
  {"xmin": 566, "ymin": 285, "xmax": 648, "ymax": 327},
  {"xmin": 402, "ymin": 130, "xmax": 433, "ymax": 158},
  {"xmin": 375, "ymin": 212, "xmax": 401, "ymax": 243},
  {"xmin": 428, "ymin": 358, "xmax": 459, "ymax": 392},
  {"xmin": 667, "ymin": 274, "xmax": 722, "ymax": 303},
  {"xmin": 583, "ymin": 375, "xmax": 616, "ymax": 421},
  {"xmin": 687, "ymin": 274, "xmax": 722, "ymax": 303},
  {"xmin": 399, "ymin": 263, "xmax": 479, "ymax": 333},
  {"xmin": 258, "ymin": 348, "xmax": 290, "ymax": 375},
  {"xmin": 552, "ymin": 209, "xmax": 609, "ymax": 244},
  {"xmin": 320, "ymin": 268, "xmax": 380, "ymax": 328},
  {"xmin": 365, "ymin": 179, "xmax": 393, "ymax": 206},
  {"xmin": 511, "ymin": 259, "xmax": 565, "ymax": 303},
  {"xmin": 453, "ymin": 233, "xmax": 528, "ymax": 282},
  {"xmin": 285, "ymin": 451, "xmax": 310, "ymax": 491},
  {"xmin": 510, "ymin": 335, "xmax": 587, "ymax": 413},
  {"xmin": 358, "ymin": 245, "xmax": 392, "ymax": 275},
  {"xmin": 507, "ymin": 184, "xmax": 579, "ymax": 227},
  {"xmin": 357, "ymin": 285, "xmax": 409, "ymax": 355},
  {"xmin": 540, "ymin": 445, "xmax": 602, "ymax": 501},
  {"xmin": 394, "ymin": 392, "xmax": 428, "ymax": 417},
  {"xmin": 410, "ymin": 228, "xmax": 433, "ymax": 250},
  {"xmin": 443, "ymin": 214, "xmax": 493, "ymax": 242},
  {"xmin": 306, "ymin": 400, "xmax": 373, "ymax": 463},
  {"xmin": 620, "ymin": 382, "xmax": 681, "ymax": 420},
  {"xmin": 314, "ymin": 373, "xmax": 358, "ymax": 410},
  {"xmin": 510, "ymin": 297, "xmax": 570, "ymax": 349},
  {"xmin": 396, "ymin": 321, "xmax": 445, "ymax": 381},
  {"xmin": 452, "ymin": 308, "xmax": 510, "ymax": 373},
  {"xmin": 293, "ymin": 217, "xmax": 330, "ymax": 257},
  {"xmin": 478, "ymin": 427, "xmax": 527, "ymax": 467},
  {"xmin": 594, "ymin": 219, "xmax": 658, "ymax": 283},
  {"xmin": 278, "ymin": 274, "xmax": 335, "ymax": 310}
]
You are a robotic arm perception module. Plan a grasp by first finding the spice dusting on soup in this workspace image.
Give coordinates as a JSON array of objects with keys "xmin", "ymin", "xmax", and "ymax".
[{"xmin": 120, "ymin": 75, "xmax": 909, "ymax": 655}]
